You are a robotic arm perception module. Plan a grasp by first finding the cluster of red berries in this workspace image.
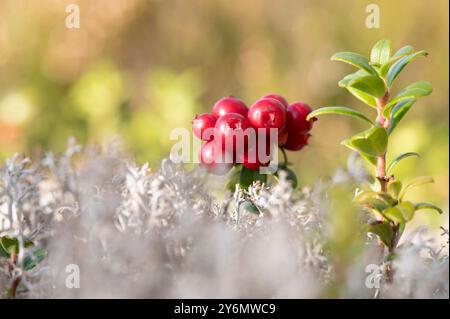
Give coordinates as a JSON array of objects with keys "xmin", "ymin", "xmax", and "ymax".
[{"xmin": 192, "ymin": 94, "xmax": 315, "ymax": 174}]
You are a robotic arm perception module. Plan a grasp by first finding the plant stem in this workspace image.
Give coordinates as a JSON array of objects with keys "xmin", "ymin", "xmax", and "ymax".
[
  {"xmin": 376, "ymin": 91, "xmax": 397, "ymax": 284},
  {"xmin": 376, "ymin": 92, "xmax": 390, "ymax": 192},
  {"xmin": 9, "ymin": 277, "xmax": 21, "ymax": 299},
  {"xmin": 279, "ymin": 147, "xmax": 288, "ymax": 167},
  {"xmin": 377, "ymin": 155, "xmax": 387, "ymax": 192}
]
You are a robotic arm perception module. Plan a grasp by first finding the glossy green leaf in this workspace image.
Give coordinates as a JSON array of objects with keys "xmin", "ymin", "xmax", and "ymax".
[
  {"xmin": 379, "ymin": 46, "xmax": 414, "ymax": 78},
  {"xmin": 331, "ymin": 52, "xmax": 378, "ymax": 76},
  {"xmin": 399, "ymin": 176, "xmax": 434, "ymax": 200},
  {"xmin": 338, "ymin": 70, "xmax": 369, "ymax": 87},
  {"xmin": 396, "ymin": 201, "xmax": 416, "ymax": 221},
  {"xmin": 239, "ymin": 166, "xmax": 267, "ymax": 189},
  {"xmin": 367, "ymin": 221, "xmax": 394, "ymax": 248},
  {"xmin": 335, "ymin": 66, "xmax": 384, "ymax": 107},
  {"xmin": 347, "ymin": 87, "xmax": 378, "ymax": 107},
  {"xmin": 0, "ymin": 241, "xmax": 9, "ymax": 257},
  {"xmin": 240, "ymin": 201, "xmax": 260, "ymax": 215},
  {"xmin": 0, "ymin": 237, "xmax": 19, "ymax": 258},
  {"xmin": 342, "ymin": 126, "xmax": 388, "ymax": 158},
  {"xmin": 355, "ymin": 191, "xmax": 392, "ymax": 212},
  {"xmin": 226, "ymin": 165, "xmax": 242, "ymax": 192},
  {"xmin": 307, "ymin": 107, "xmax": 374, "ymax": 125},
  {"xmin": 383, "ymin": 82, "xmax": 432, "ymax": 117},
  {"xmin": 386, "ymin": 50, "xmax": 428, "ymax": 87},
  {"xmin": 387, "ymin": 98, "xmax": 417, "ymax": 134},
  {"xmin": 379, "ymin": 56, "xmax": 402, "ymax": 78},
  {"xmin": 382, "ymin": 206, "xmax": 405, "ymax": 224},
  {"xmin": 383, "ymin": 97, "xmax": 416, "ymax": 118},
  {"xmin": 347, "ymin": 74, "xmax": 386, "ymax": 98},
  {"xmin": 358, "ymin": 152, "xmax": 377, "ymax": 166},
  {"xmin": 23, "ymin": 248, "xmax": 46, "ymax": 271},
  {"xmin": 356, "ymin": 191, "xmax": 397, "ymax": 206},
  {"xmin": 387, "ymin": 152, "xmax": 420, "ymax": 173},
  {"xmin": 370, "ymin": 39, "xmax": 392, "ymax": 65},
  {"xmin": 387, "ymin": 180, "xmax": 402, "ymax": 198},
  {"xmin": 392, "ymin": 45, "xmax": 414, "ymax": 58},
  {"xmin": 414, "ymin": 202, "xmax": 443, "ymax": 215},
  {"xmin": 341, "ymin": 145, "xmax": 375, "ymax": 166},
  {"xmin": 396, "ymin": 81, "xmax": 433, "ymax": 98},
  {"xmin": 397, "ymin": 222, "xmax": 406, "ymax": 239}
]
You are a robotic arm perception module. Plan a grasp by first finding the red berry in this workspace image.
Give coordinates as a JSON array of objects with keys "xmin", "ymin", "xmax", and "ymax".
[
  {"xmin": 192, "ymin": 113, "xmax": 216, "ymax": 141},
  {"xmin": 199, "ymin": 141, "xmax": 232, "ymax": 175},
  {"xmin": 278, "ymin": 129, "xmax": 289, "ymax": 147},
  {"xmin": 214, "ymin": 113, "xmax": 252, "ymax": 153},
  {"xmin": 286, "ymin": 102, "xmax": 315, "ymax": 134},
  {"xmin": 283, "ymin": 132, "xmax": 311, "ymax": 151},
  {"xmin": 212, "ymin": 96, "xmax": 248, "ymax": 118},
  {"xmin": 247, "ymin": 98, "xmax": 286, "ymax": 131},
  {"xmin": 262, "ymin": 94, "xmax": 288, "ymax": 108},
  {"xmin": 237, "ymin": 142, "xmax": 271, "ymax": 171}
]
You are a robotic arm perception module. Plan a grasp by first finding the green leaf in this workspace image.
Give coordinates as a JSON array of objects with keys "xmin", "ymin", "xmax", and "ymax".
[
  {"xmin": 392, "ymin": 45, "xmax": 414, "ymax": 58},
  {"xmin": 275, "ymin": 166, "xmax": 298, "ymax": 189},
  {"xmin": 383, "ymin": 97, "xmax": 416, "ymax": 118},
  {"xmin": 355, "ymin": 191, "xmax": 393, "ymax": 212},
  {"xmin": 240, "ymin": 201, "xmax": 260, "ymax": 215},
  {"xmin": 337, "ymin": 69, "xmax": 380, "ymax": 107},
  {"xmin": 387, "ymin": 98, "xmax": 417, "ymax": 134},
  {"xmin": 386, "ymin": 50, "xmax": 428, "ymax": 87},
  {"xmin": 342, "ymin": 126, "xmax": 388, "ymax": 158},
  {"xmin": 357, "ymin": 152, "xmax": 377, "ymax": 166},
  {"xmin": 397, "ymin": 222, "xmax": 406, "ymax": 238},
  {"xmin": 396, "ymin": 81, "xmax": 433, "ymax": 99},
  {"xmin": 226, "ymin": 166, "xmax": 242, "ymax": 192},
  {"xmin": 338, "ymin": 70, "xmax": 369, "ymax": 87},
  {"xmin": 347, "ymin": 87, "xmax": 378, "ymax": 107},
  {"xmin": 347, "ymin": 74, "xmax": 386, "ymax": 98},
  {"xmin": 23, "ymin": 248, "xmax": 46, "ymax": 271},
  {"xmin": 379, "ymin": 56, "xmax": 402, "ymax": 78},
  {"xmin": 396, "ymin": 201, "xmax": 416, "ymax": 222},
  {"xmin": 379, "ymin": 46, "xmax": 414, "ymax": 78},
  {"xmin": 383, "ymin": 82, "xmax": 432, "ymax": 117},
  {"xmin": 414, "ymin": 202, "xmax": 443, "ymax": 215},
  {"xmin": 387, "ymin": 180, "xmax": 402, "ymax": 198},
  {"xmin": 0, "ymin": 237, "xmax": 19, "ymax": 258},
  {"xmin": 382, "ymin": 206, "xmax": 405, "ymax": 224},
  {"xmin": 399, "ymin": 176, "xmax": 434, "ymax": 200},
  {"xmin": 367, "ymin": 221, "xmax": 394, "ymax": 248},
  {"xmin": 341, "ymin": 143, "xmax": 377, "ymax": 165},
  {"xmin": 239, "ymin": 166, "xmax": 267, "ymax": 189},
  {"xmin": 331, "ymin": 52, "xmax": 378, "ymax": 76},
  {"xmin": 306, "ymin": 107, "xmax": 374, "ymax": 125},
  {"xmin": 0, "ymin": 241, "xmax": 9, "ymax": 257},
  {"xmin": 387, "ymin": 152, "xmax": 420, "ymax": 173},
  {"xmin": 371, "ymin": 39, "xmax": 392, "ymax": 65}
]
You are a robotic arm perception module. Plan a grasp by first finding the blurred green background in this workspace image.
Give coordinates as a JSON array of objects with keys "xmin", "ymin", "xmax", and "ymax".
[{"xmin": 0, "ymin": 0, "xmax": 448, "ymax": 224}]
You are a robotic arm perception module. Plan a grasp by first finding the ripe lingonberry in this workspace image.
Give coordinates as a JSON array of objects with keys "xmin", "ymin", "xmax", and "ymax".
[
  {"xmin": 237, "ymin": 142, "xmax": 271, "ymax": 171},
  {"xmin": 283, "ymin": 132, "xmax": 311, "ymax": 151},
  {"xmin": 214, "ymin": 113, "xmax": 252, "ymax": 153},
  {"xmin": 278, "ymin": 129, "xmax": 289, "ymax": 147},
  {"xmin": 192, "ymin": 113, "xmax": 216, "ymax": 141},
  {"xmin": 199, "ymin": 141, "xmax": 232, "ymax": 175},
  {"xmin": 212, "ymin": 96, "xmax": 248, "ymax": 118},
  {"xmin": 262, "ymin": 94, "xmax": 289, "ymax": 108},
  {"xmin": 286, "ymin": 102, "xmax": 315, "ymax": 134},
  {"xmin": 247, "ymin": 98, "xmax": 286, "ymax": 132}
]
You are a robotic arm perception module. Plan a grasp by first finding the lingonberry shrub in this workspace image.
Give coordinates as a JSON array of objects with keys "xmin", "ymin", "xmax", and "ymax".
[
  {"xmin": 192, "ymin": 95, "xmax": 316, "ymax": 189},
  {"xmin": 308, "ymin": 40, "xmax": 442, "ymax": 273}
]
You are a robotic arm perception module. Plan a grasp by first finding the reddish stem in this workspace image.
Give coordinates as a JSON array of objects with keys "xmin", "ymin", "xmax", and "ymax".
[{"xmin": 376, "ymin": 91, "xmax": 390, "ymax": 192}]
